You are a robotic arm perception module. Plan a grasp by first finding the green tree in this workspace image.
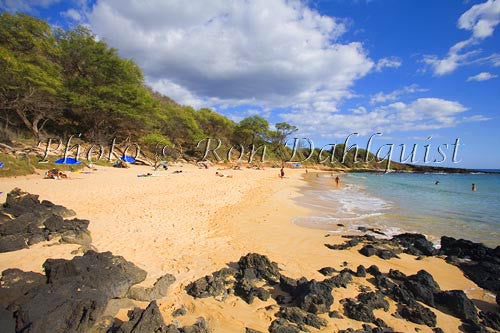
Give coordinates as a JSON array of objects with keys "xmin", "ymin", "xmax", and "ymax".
[
  {"xmin": 57, "ymin": 26, "xmax": 157, "ymax": 141},
  {"xmin": 195, "ymin": 108, "xmax": 235, "ymax": 140},
  {"xmin": 0, "ymin": 13, "xmax": 63, "ymax": 139},
  {"xmin": 234, "ymin": 115, "xmax": 269, "ymax": 146}
]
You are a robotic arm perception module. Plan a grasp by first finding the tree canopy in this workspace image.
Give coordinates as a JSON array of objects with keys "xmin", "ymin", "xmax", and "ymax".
[{"xmin": 0, "ymin": 13, "xmax": 301, "ymax": 162}]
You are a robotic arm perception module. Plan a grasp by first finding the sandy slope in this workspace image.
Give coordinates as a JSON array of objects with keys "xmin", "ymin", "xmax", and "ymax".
[{"xmin": 0, "ymin": 164, "xmax": 495, "ymax": 332}]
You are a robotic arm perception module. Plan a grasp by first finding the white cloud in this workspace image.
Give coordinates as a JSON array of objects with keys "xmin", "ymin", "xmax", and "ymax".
[
  {"xmin": 375, "ymin": 57, "xmax": 402, "ymax": 71},
  {"xmin": 61, "ymin": 8, "xmax": 83, "ymax": 21},
  {"xmin": 88, "ymin": 0, "xmax": 373, "ymax": 110},
  {"xmin": 281, "ymin": 97, "xmax": 487, "ymax": 139},
  {"xmin": 467, "ymin": 71, "xmax": 498, "ymax": 81},
  {"xmin": 424, "ymin": 0, "xmax": 500, "ymax": 76},
  {"xmin": 458, "ymin": 0, "xmax": 500, "ymax": 38},
  {"xmin": 370, "ymin": 84, "xmax": 428, "ymax": 104}
]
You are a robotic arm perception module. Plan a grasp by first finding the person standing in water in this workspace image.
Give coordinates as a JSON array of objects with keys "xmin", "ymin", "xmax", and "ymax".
[
  {"xmin": 472, "ymin": 183, "xmax": 477, "ymax": 191},
  {"xmin": 335, "ymin": 175, "xmax": 340, "ymax": 187}
]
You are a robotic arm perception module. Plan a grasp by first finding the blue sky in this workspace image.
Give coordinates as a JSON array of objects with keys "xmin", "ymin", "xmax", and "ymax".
[{"xmin": 2, "ymin": 0, "xmax": 499, "ymax": 168}]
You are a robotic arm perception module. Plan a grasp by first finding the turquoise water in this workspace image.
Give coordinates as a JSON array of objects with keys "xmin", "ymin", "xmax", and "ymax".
[{"xmin": 294, "ymin": 172, "xmax": 500, "ymax": 247}]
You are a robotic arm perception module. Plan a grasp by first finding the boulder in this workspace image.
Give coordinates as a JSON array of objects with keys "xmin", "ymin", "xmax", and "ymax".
[
  {"xmin": 359, "ymin": 245, "xmax": 377, "ymax": 257},
  {"xmin": 294, "ymin": 279, "xmax": 334, "ymax": 314},
  {"xmin": 0, "ymin": 234, "xmax": 27, "ymax": 253},
  {"xmin": 342, "ymin": 298, "xmax": 376, "ymax": 323},
  {"xmin": 398, "ymin": 303, "xmax": 436, "ymax": 327},
  {"xmin": 276, "ymin": 306, "xmax": 328, "ymax": 329},
  {"xmin": 318, "ymin": 267, "xmax": 337, "ymax": 276},
  {"xmin": 43, "ymin": 251, "xmax": 147, "ymax": 298},
  {"xmin": 237, "ymin": 253, "xmax": 281, "ymax": 284},
  {"xmin": 186, "ymin": 268, "xmax": 235, "ymax": 298},
  {"xmin": 323, "ymin": 270, "xmax": 352, "ymax": 288},
  {"xmin": 269, "ymin": 318, "xmax": 301, "ymax": 333},
  {"xmin": 127, "ymin": 273, "xmax": 176, "ymax": 302},
  {"xmin": 0, "ymin": 268, "xmax": 45, "ymax": 307},
  {"xmin": 434, "ymin": 290, "xmax": 478, "ymax": 322}
]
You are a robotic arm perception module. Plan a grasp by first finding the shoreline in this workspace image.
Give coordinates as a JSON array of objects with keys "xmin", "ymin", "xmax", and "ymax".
[{"xmin": 0, "ymin": 165, "xmax": 498, "ymax": 332}]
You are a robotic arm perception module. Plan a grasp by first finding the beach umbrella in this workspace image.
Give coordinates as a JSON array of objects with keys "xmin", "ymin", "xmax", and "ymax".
[
  {"xmin": 121, "ymin": 155, "xmax": 136, "ymax": 163},
  {"xmin": 54, "ymin": 157, "xmax": 82, "ymax": 165}
]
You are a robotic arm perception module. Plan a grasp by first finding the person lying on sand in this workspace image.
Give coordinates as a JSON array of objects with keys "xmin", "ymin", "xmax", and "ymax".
[
  {"xmin": 113, "ymin": 160, "xmax": 130, "ymax": 168},
  {"xmin": 137, "ymin": 173, "xmax": 153, "ymax": 177},
  {"xmin": 44, "ymin": 169, "xmax": 68, "ymax": 180},
  {"xmin": 215, "ymin": 172, "xmax": 232, "ymax": 178}
]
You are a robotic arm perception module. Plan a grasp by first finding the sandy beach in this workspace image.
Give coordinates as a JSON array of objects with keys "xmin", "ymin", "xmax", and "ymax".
[{"xmin": 0, "ymin": 165, "xmax": 497, "ymax": 332}]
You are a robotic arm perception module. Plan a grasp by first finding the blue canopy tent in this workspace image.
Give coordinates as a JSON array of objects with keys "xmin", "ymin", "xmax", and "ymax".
[
  {"xmin": 54, "ymin": 157, "xmax": 82, "ymax": 165},
  {"xmin": 121, "ymin": 155, "xmax": 136, "ymax": 163}
]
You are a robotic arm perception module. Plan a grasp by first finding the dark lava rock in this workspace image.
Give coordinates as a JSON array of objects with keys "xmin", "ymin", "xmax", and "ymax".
[
  {"xmin": 127, "ymin": 273, "xmax": 176, "ymax": 301},
  {"xmin": 0, "ymin": 189, "xmax": 91, "ymax": 253},
  {"xmin": 357, "ymin": 292, "xmax": 389, "ymax": 311},
  {"xmin": 2, "ymin": 251, "xmax": 148, "ymax": 333},
  {"xmin": 179, "ymin": 317, "xmax": 210, "ymax": 333},
  {"xmin": 114, "ymin": 301, "xmax": 209, "ymax": 333},
  {"xmin": 393, "ymin": 233, "xmax": 436, "ymax": 256},
  {"xmin": 186, "ymin": 267, "xmax": 235, "ymax": 298},
  {"xmin": 367, "ymin": 265, "xmax": 381, "ymax": 276},
  {"xmin": 0, "ymin": 306, "xmax": 15, "ymax": 332},
  {"xmin": 276, "ymin": 295, "xmax": 287, "ymax": 305},
  {"xmin": 325, "ymin": 238, "xmax": 360, "ymax": 250},
  {"xmin": 0, "ymin": 268, "xmax": 45, "ymax": 307},
  {"xmin": 115, "ymin": 301, "xmax": 168, "ymax": 333},
  {"xmin": 360, "ymin": 245, "xmax": 377, "ymax": 257},
  {"xmin": 234, "ymin": 279, "xmax": 270, "ymax": 304},
  {"xmin": 276, "ymin": 306, "xmax": 328, "ymax": 329},
  {"xmin": 3, "ymin": 188, "xmax": 75, "ymax": 218},
  {"xmin": 398, "ymin": 303, "xmax": 437, "ymax": 327},
  {"xmin": 479, "ymin": 311, "xmax": 500, "ymax": 331},
  {"xmin": 328, "ymin": 310, "xmax": 343, "ymax": 319},
  {"xmin": 459, "ymin": 261, "xmax": 500, "ymax": 294},
  {"xmin": 172, "ymin": 306, "xmax": 187, "ymax": 317},
  {"xmin": 269, "ymin": 318, "xmax": 301, "ymax": 333},
  {"xmin": 356, "ymin": 265, "xmax": 367, "ymax": 277},
  {"xmin": 387, "ymin": 269, "xmax": 406, "ymax": 280},
  {"xmin": 44, "ymin": 251, "xmax": 147, "ymax": 298},
  {"xmin": 404, "ymin": 270, "xmax": 440, "ymax": 307},
  {"xmin": 377, "ymin": 249, "xmax": 399, "ymax": 260},
  {"xmin": 433, "ymin": 290, "xmax": 478, "ymax": 322},
  {"xmin": 237, "ymin": 253, "xmax": 281, "ymax": 284},
  {"xmin": 246, "ymin": 328, "xmax": 264, "ymax": 333},
  {"xmin": 0, "ymin": 234, "xmax": 28, "ymax": 253},
  {"xmin": 439, "ymin": 236, "xmax": 494, "ymax": 261},
  {"xmin": 433, "ymin": 328, "xmax": 444, "ymax": 333},
  {"xmin": 318, "ymin": 267, "xmax": 337, "ymax": 276},
  {"xmin": 342, "ymin": 298, "xmax": 376, "ymax": 323},
  {"xmin": 294, "ymin": 279, "xmax": 334, "ymax": 314},
  {"xmin": 439, "ymin": 236, "xmax": 500, "ymax": 294},
  {"xmin": 279, "ymin": 275, "xmax": 302, "ymax": 295},
  {"xmin": 323, "ymin": 270, "xmax": 352, "ymax": 288}
]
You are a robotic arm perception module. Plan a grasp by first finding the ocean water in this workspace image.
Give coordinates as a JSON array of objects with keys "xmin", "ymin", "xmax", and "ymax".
[{"xmin": 293, "ymin": 172, "xmax": 500, "ymax": 247}]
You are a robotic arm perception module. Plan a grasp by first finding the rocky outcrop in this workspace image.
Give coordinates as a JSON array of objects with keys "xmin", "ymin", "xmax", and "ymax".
[
  {"xmin": 111, "ymin": 301, "xmax": 210, "ymax": 333},
  {"xmin": 1, "ymin": 251, "xmax": 147, "ymax": 333},
  {"xmin": 0, "ymin": 189, "xmax": 91, "ymax": 252}
]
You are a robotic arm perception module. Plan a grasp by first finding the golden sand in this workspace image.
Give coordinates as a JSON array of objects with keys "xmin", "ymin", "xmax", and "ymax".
[{"xmin": 0, "ymin": 164, "xmax": 495, "ymax": 332}]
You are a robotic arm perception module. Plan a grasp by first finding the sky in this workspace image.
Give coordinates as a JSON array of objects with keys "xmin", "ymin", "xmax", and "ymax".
[{"xmin": 1, "ymin": 0, "xmax": 499, "ymax": 169}]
